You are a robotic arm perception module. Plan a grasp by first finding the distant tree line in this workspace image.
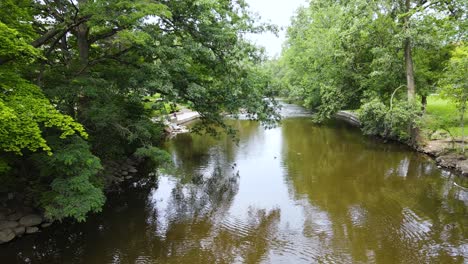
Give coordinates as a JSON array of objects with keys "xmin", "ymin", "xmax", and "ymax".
[{"xmin": 270, "ymin": 0, "xmax": 466, "ymax": 145}]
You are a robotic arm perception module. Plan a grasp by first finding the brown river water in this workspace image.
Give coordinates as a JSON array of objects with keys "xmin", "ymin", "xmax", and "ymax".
[{"xmin": 1, "ymin": 103, "xmax": 467, "ymax": 263}]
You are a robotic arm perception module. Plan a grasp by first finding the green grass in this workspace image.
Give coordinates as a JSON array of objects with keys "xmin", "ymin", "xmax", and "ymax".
[
  {"xmin": 143, "ymin": 93, "xmax": 182, "ymax": 117},
  {"xmin": 424, "ymin": 95, "xmax": 466, "ymax": 138}
]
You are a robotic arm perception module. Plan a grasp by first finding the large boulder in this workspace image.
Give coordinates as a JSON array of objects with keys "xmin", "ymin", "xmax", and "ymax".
[
  {"xmin": 19, "ymin": 214, "xmax": 43, "ymax": 227},
  {"xmin": 0, "ymin": 220, "xmax": 19, "ymax": 230},
  {"xmin": 0, "ymin": 228, "xmax": 15, "ymax": 244}
]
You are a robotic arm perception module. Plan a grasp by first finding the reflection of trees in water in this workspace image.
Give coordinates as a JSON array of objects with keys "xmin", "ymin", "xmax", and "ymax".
[
  {"xmin": 6, "ymin": 165, "xmax": 281, "ymax": 264},
  {"xmin": 162, "ymin": 163, "xmax": 240, "ymax": 222},
  {"xmin": 166, "ymin": 120, "xmax": 260, "ymax": 180},
  {"xmin": 281, "ymin": 119, "xmax": 468, "ymax": 263}
]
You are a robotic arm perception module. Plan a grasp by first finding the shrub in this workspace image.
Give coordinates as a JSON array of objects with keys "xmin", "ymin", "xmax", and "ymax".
[{"xmin": 359, "ymin": 98, "xmax": 421, "ymax": 142}]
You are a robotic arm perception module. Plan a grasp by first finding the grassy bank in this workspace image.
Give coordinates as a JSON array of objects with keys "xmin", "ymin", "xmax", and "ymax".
[{"xmin": 423, "ymin": 95, "xmax": 467, "ymax": 141}]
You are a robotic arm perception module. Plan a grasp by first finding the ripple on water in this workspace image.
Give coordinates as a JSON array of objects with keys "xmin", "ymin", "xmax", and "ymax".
[
  {"xmin": 400, "ymin": 207, "xmax": 433, "ymax": 243},
  {"xmin": 220, "ymin": 215, "xmax": 253, "ymax": 238},
  {"xmin": 134, "ymin": 256, "xmax": 152, "ymax": 264}
]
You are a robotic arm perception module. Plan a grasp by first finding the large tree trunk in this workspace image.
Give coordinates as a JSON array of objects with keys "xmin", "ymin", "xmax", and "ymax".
[
  {"xmin": 404, "ymin": 0, "xmax": 415, "ymax": 102},
  {"xmin": 403, "ymin": 0, "xmax": 418, "ymax": 146},
  {"xmin": 76, "ymin": 23, "xmax": 89, "ymax": 66},
  {"xmin": 76, "ymin": 0, "xmax": 89, "ymax": 66},
  {"xmin": 405, "ymin": 39, "xmax": 415, "ymax": 101}
]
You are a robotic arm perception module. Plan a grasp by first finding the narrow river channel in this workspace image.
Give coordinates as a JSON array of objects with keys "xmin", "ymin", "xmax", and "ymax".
[{"xmin": 1, "ymin": 103, "xmax": 467, "ymax": 263}]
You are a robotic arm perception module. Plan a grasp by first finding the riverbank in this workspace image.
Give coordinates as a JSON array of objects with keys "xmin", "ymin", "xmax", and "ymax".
[
  {"xmin": 0, "ymin": 156, "xmax": 144, "ymax": 245},
  {"xmin": 157, "ymin": 109, "xmax": 200, "ymax": 136},
  {"xmin": 335, "ymin": 110, "xmax": 468, "ymax": 177},
  {"xmin": 0, "ymin": 202, "xmax": 52, "ymax": 244},
  {"xmin": 1, "ymin": 110, "xmax": 200, "ymax": 245}
]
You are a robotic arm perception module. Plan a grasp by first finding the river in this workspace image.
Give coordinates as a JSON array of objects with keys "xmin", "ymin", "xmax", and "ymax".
[{"xmin": 1, "ymin": 103, "xmax": 467, "ymax": 263}]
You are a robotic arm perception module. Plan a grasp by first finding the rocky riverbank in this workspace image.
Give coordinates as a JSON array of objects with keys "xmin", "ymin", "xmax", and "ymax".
[
  {"xmin": 0, "ymin": 207, "xmax": 52, "ymax": 244},
  {"xmin": 0, "ymin": 157, "xmax": 142, "ymax": 245},
  {"xmin": 419, "ymin": 140, "xmax": 468, "ymax": 176},
  {"xmin": 335, "ymin": 110, "xmax": 468, "ymax": 177},
  {"xmin": 1, "ymin": 109, "xmax": 199, "ymax": 246}
]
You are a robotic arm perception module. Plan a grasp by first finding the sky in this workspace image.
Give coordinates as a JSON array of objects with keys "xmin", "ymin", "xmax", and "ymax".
[{"xmin": 245, "ymin": 0, "xmax": 307, "ymax": 58}]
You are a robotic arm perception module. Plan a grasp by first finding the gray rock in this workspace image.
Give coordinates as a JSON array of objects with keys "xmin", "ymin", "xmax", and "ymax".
[
  {"xmin": 13, "ymin": 226, "xmax": 25, "ymax": 236},
  {"xmin": 456, "ymin": 160, "xmax": 468, "ymax": 176},
  {"xmin": 121, "ymin": 171, "xmax": 129, "ymax": 176},
  {"xmin": 7, "ymin": 212, "xmax": 23, "ymax": 221},
  {"xmin": 436, "ymin": 155, "xmax": 464, "ymax": 168},
  {"xmin": 125, "ymin": 176, "xmax": 133, "ymax": 180},
  {"xmin": 0, "ymin": 220, "xmax": 19, "ymax": 230},
  {"xmin": 0, "ymin": 228, "xmax": 15, "ymax": 244},
  {"xmin": 19, "ymin": 214, "xmax": 43, "ymax": 227},
  {"xmin": 25, "ymin": 226, "xmax": 39, "ymax": 234},
  {"xmin": 128, "ymin": 167, "xmax": 137, "ymax": 173},
  {"xmin": 41, "ymin": 222, "xmax": 53, "ymax": 228}
]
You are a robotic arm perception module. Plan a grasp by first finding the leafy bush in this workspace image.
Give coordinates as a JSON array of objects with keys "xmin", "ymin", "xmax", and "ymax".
[
  {"xmin": 385, "ymin": 101, "xmax": 421, "ymax": 141},
  {"xmin": 359, "ymin": 99, "xmax": 387, "ymax": 136},
  {"xmin": 359, "ymin": 98, "xmax": 421, "ymax": 142}
]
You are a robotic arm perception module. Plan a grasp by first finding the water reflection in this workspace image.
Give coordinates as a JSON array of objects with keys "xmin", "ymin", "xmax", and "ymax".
[
  {"xmin": 1, "ymin": 104, "xmax": 467, "ymax": 263},
  {"xmin": 281, "ymin": 117, "xmax": 467, "ymax": 263}
]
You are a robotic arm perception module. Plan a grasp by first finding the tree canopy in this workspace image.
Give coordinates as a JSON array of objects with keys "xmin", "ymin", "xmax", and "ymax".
[
  {"xmin": 0, "ymin": 0, "xmax": 278, "ymax": 221},
  {"xmin": 274, "ymin": 0, "xmax": 466, "ymax": 143}
]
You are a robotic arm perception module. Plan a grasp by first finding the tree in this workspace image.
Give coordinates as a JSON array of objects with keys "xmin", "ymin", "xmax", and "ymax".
[
  {"xmin": 275, "ymin": 0, "xmax": 466, "ymax": 143},
  {"xmin": 1, "ymin": 0, "xmax": 279, "ymax": 222},
  {"xmin": 0, "ymin": 21, "xmax": 86, "ymax": 158}
]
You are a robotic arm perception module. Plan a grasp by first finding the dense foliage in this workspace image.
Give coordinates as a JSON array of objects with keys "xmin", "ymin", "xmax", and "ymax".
[
  {"xmin": 0, "ymin": 0, "xmax": 278, "ymax": 221},
  {"xmin": 439, "ymin": 45, "xmax": 468, "ymax": 152},
  {"xmin": 274, "ymin": 0, "xmax": 467, "ymax": 143}
]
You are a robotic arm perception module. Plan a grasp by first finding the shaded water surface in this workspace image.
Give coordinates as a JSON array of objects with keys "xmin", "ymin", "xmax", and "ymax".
[{"xmin": 1, "ymin": 103, "xmax": 467, "ymax": 263}]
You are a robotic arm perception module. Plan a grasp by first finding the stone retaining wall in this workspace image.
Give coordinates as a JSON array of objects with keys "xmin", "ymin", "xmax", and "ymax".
[{"xmin": 335, "ymin": 111, "xmax": 361, "ymax": 127}]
